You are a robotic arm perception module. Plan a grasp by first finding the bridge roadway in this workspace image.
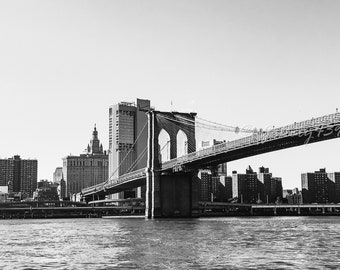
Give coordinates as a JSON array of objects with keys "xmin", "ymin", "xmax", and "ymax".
[{"xmin": 82, "ymin": 112, "xmax": 340, "ymax": 198}]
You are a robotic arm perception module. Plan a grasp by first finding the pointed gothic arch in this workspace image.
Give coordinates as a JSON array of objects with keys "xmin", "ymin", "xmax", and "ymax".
[
  {"xmin": 176, "ymin": 130, "xmax": 188, "ymax": 157},
  {"xmin": 158, "ymin": 129, "xmax": 171, "ymax": 163}
]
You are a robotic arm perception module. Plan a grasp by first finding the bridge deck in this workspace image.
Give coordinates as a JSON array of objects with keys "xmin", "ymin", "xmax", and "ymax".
[{"xmin": 82, "ymin": 112, "xmax": 340, "ymax": 197}]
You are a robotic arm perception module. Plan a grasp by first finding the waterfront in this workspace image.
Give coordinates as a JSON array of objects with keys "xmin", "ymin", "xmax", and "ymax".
[{"xmin": 1, "ymin": 217, "xmax": 340, "ymax": 269}]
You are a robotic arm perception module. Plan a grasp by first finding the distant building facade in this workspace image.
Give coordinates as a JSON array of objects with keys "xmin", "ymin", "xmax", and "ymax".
[
  {"xmin": 214, "ymin": 175, "xmax": 233, "ymax": 202},
  {"xmin": 301, "ymin": 168, "xmax": 338, "ymax": 203},
  {"xmin": 0, "ymin": 155, "xmax": 37, "ymax": 198},
  {"xmin": 198, "ymin": 170, "xmax": 212, "ymax": 201},
  {"xmin": 53, "ymin": 167, "xmax": 66, "ymax": 199},
  {"xmin": 198, "ymin": 172, "xmax": 232, "ymax": 202},
  {"xmin": 63, "ymin": 126, "xmax": 108, "ymax": 198},
  {"xmin": 327, "ymin": 172, "xmax": 340, "ymax": 203},
  {"xmin": 53, "ymin": 167, "xmax": 63, "ymax": 184},
  {"xmin": 283, "ymin": 188, "xmax": 302, "ymax": 204},
  {"xmin": 33, "ymin": 180, "xmax": 59, "ymax": 201},
  {"xmin": 232, "ymin": 166, "xmax": 282, "ymax": 204},
  {"xmin": 197, "ymin": 140, "xmax": 230, "ymax": 202},
  {"xmin": 108, "ymin": 99, "xmax": 150, "ymax": 198},
  {"xmin": 232, "ymin": 166, "xmax": 261, "ymax": 203}
]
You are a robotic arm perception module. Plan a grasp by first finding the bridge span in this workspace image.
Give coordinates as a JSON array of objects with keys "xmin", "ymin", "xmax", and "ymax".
[{"xmin": 82, "ymin": 111, "xmax": 340, "ymax": 218}]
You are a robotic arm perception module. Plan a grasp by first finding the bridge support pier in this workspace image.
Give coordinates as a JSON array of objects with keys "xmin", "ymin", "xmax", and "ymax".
[
  {"xmin": 145, "ymin": 171, "xmax": 199, "ymax": 218},
  {"xmin": 145, "ymin": 109, "xmax": 198, "ymax": 219}
]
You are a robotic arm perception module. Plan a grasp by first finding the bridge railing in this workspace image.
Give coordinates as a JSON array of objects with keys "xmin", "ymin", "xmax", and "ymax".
[
  {"xmin": 82, "ymin": 168, "xmax": 147, "ymax": 195},
  {"xmin": 82, "ymin": 182, "xmax": 105, "ymax": 193},
  {"xmin": 103, "ymin": 168, "xmax": 146, "ymax": 189},
  {"xmin": 161, "ymin": 112, "xmax": 340, "ymax": 170}
]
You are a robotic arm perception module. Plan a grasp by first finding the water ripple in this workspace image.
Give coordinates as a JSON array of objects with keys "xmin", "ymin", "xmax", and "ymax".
[{"xmin": 1, "ymin": 217, "xmax": 340, "ymax": 269}]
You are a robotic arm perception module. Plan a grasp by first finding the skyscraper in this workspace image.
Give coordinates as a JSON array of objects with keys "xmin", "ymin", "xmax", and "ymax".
[
  {"xmin": 63, "ymin": 126, "xmax": 108, "ymax": 198},
  {"xmin": 108, "ymin": 99, "xmax": 150, "ymax": 198}
]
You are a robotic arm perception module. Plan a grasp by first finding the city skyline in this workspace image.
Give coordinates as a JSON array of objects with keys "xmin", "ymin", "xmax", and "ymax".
[{"xmin": 1, "ymin": 1, "xmax": 340, "ymax": 189}]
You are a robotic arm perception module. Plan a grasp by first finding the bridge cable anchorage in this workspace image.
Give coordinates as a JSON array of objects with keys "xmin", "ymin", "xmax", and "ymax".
[{"xmin": 104, "ymin": 121, "xmax": 149, "ymax": 186}]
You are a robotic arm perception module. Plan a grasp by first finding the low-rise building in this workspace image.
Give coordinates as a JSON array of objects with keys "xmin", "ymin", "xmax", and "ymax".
[{"xmin": 33, "ymin": 180, "xmax": 59, "ymax": 201}]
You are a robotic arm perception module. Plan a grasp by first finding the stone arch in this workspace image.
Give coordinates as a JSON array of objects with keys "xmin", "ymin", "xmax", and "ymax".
[
  {"xmin": 176, "ymin": 130, "xmax": 188, "ymax": 157},
  {"xmin": 158, "ymin": 129, "xmax": 171, "ymax": 163},
  {"xmin": 154, "ymin": 111, "xmax": 196, "ymax": 163}
]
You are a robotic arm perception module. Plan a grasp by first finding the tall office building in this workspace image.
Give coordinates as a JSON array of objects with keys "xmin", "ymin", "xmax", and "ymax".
[
  {"xmin": 108, "ymin": 99, "xmax": 150, "ymax": 198},
  {"xmin": 63, "ymin": 126, "xmax": 108, "ymax": 198},
  {"xmin": 0, "ymin": 155, "xmax": 37, "ymax": 198},
  {"xmin": 301, "ymin": 168, "xmax": 336, "ymax": 203}
]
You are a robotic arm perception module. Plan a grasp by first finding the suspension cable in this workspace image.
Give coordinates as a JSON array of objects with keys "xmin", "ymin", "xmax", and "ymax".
[
  {"xmin": 157, "ymin": 114, "xmax": 252, "ymax": 133},
  {"xmin": 125, "ymin": 146, "xmax": 148, "ymax": 174},
  {"xmin": 105, "ymin": 121, "xmax": 148, "ymax": 184}
]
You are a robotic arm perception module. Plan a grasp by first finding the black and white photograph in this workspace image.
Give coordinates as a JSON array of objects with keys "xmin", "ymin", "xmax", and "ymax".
[{"xmin": 1, "ymin": 0, "xmax": 340, "ymax": 269}]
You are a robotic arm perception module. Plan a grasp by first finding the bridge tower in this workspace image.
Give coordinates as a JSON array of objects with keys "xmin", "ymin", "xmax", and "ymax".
[{"xmin": 145, "ymin": 110, "xmax": 200, "ymax": 218}]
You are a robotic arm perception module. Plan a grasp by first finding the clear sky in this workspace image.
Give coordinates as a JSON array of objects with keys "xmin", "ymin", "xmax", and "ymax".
[{"xmin": 1, "ymin": 0, "xmax": 340, "ymax": 189}]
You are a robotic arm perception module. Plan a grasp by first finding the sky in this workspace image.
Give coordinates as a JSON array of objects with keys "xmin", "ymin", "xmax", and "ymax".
[{"xmin": 1, "ymin": 0, "xmax": 340, "ymax": 189}]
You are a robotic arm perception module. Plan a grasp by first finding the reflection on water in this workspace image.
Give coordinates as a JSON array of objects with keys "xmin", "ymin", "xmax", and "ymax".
[{"xmin": 1, "ymin": 217, "xmax": 340, "ymax": 269}]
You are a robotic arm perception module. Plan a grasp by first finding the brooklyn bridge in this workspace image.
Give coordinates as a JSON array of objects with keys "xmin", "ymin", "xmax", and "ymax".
[{"xmin": 82, "ymin": 107, "xmax": 340, "ymax": 219}]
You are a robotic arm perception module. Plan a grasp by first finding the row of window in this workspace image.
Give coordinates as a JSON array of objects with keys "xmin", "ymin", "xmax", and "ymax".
[
  {"xmin": 67, "ymin": 160, "xmax": 108, "ymax": 167},
  {"xmin": 116, "ymin": 110, "xmax": 135, "ymax": 116}
]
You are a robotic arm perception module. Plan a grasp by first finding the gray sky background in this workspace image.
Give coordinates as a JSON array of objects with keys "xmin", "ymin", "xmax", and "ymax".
[{"xmin": 1, "ymin": 0, "xmax": 340, "ymax": 189}]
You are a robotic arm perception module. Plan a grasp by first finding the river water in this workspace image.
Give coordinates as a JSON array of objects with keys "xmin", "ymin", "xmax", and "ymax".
[{"xmin": 0, "ymin": 216, "xmax": 340, "ymax": 269}]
